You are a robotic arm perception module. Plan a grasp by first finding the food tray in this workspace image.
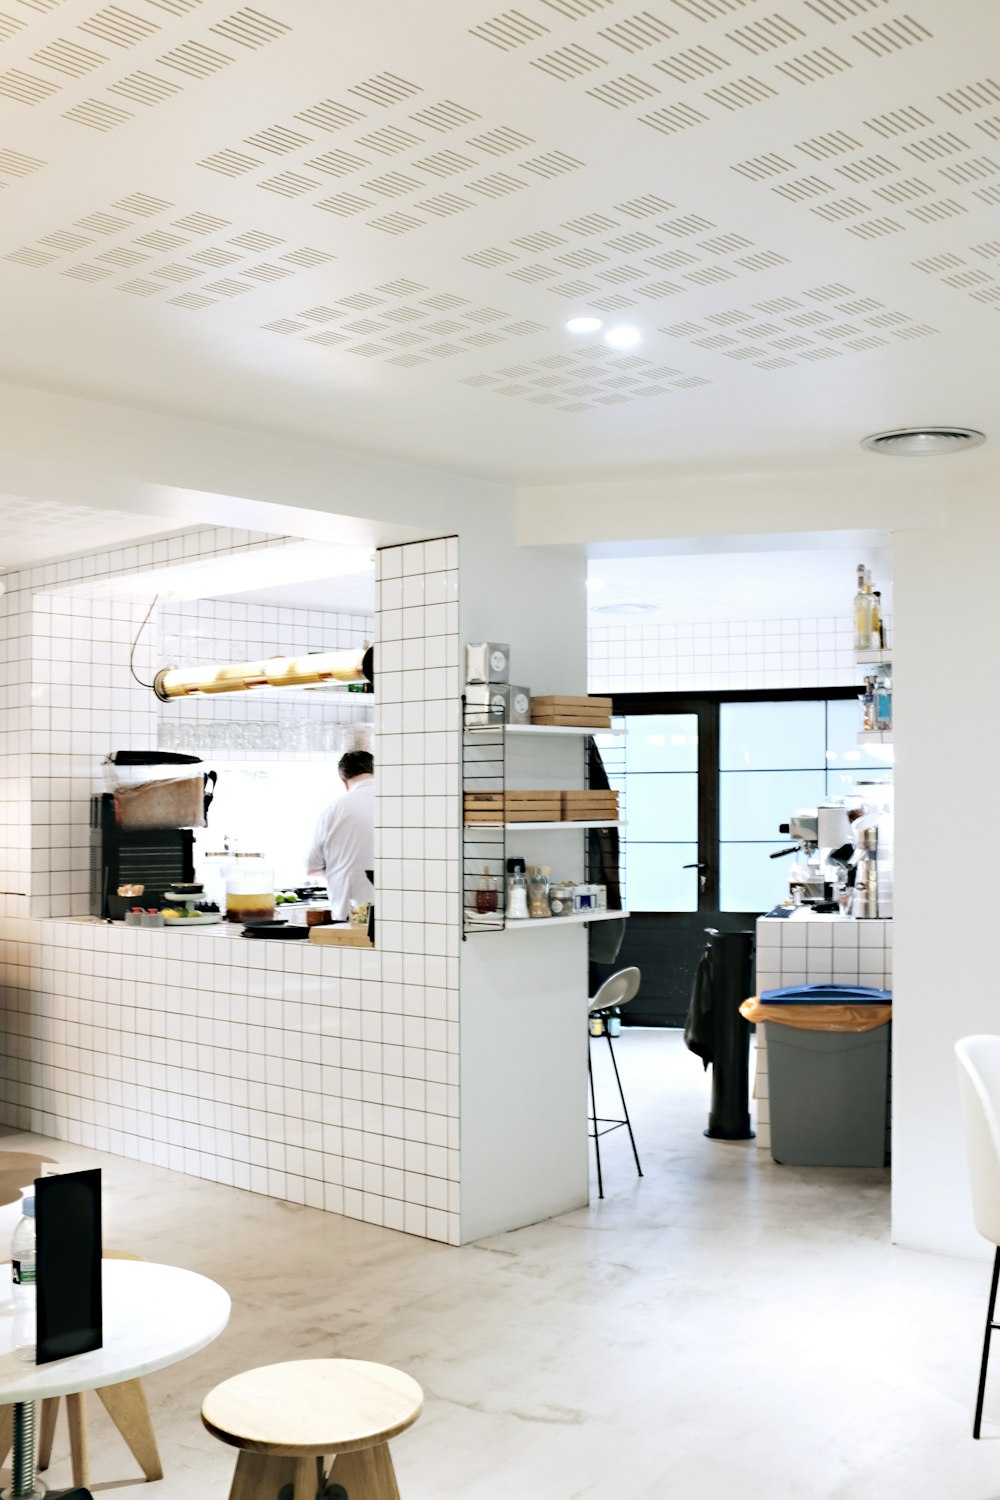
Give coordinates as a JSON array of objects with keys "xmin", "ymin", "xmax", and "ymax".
[{"xmin": 162, "ymin": 913, "xmax": 223, "ymax": 926}]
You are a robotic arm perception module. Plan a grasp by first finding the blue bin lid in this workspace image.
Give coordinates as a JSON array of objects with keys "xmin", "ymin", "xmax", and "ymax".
[{"xmin": 759, "ymin": 983, "xmax": 892, "ymax": 1004}]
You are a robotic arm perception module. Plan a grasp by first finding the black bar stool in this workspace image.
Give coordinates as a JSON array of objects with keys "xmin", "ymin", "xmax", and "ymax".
[{"xmin": 588, "ymin": 966, "xmax": 643, "ymax": 1200}]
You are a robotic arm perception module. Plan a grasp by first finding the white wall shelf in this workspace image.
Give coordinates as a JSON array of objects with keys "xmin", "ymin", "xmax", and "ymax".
[
  {"xmin": 857, "ymin": 729, "xmax": 892, "ymax": 745},
  {"xmin": 855, "ymin": 648, "xmax": 891, "ymax": 666},
  {"xmin": 463, "ymin": 909, "xmax": 629, "ymax": 931},
  {"xmin": 466, "ymin": 723, "xmax": 624, "ymax": 737},
  {"xmin": 465, "ymin": 819, "xmax": 626, "ymax": 831}
]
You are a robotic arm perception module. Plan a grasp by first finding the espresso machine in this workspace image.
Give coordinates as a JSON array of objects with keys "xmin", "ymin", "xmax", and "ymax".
[{"xmin": 771, "ymin": 805, "xmax": 854, "ymax": 907}]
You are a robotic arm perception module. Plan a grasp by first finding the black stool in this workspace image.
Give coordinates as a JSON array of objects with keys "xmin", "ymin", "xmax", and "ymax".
[{"xmin": 588, "ymin": 967, "xmax": 643, "ymax": 1199}]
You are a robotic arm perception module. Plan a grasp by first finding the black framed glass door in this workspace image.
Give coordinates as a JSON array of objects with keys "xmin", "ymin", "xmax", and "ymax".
[{"xmin": 607, "ymin": 688, "xmax": 873, "ymax": 1026}]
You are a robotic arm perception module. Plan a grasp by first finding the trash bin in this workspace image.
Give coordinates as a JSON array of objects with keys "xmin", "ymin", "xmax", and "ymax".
[{"xmin": 740, "ymin": 984, "xmax": 892, "ymax": 1167}]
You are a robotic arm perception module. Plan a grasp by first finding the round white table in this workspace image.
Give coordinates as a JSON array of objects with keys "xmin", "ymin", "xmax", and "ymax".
[{"xmin": 0, "ymin": 1260, "xmax": 231, "ymax": 1499}]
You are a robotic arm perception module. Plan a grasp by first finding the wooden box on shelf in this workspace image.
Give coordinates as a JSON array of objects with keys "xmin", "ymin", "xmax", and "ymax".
[
  {"xmin": 529, "ymin": 694, "xmax": 612, "ymax": 729},
  {"xmin": 561, "ymin": 790, "xmax": 619, "ymax": 821},
  {"xmin": 464, "ymin": 790, "xmax": 562, "ymax": 824}
]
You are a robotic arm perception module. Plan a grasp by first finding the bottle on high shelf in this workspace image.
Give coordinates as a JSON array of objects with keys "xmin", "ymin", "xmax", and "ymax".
[
  {"xmin": 869, "ymin": 579, "xmax": 881, "ymax": 652},
  {"xmin": 854, "ymin": 563, "xmax": 873, "ymax": 652}
]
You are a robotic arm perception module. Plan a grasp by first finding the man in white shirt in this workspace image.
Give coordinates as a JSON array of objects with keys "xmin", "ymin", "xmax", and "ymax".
[{"xmin": 306, "ymin": 751, "xmax": 375, "ymax": 919}]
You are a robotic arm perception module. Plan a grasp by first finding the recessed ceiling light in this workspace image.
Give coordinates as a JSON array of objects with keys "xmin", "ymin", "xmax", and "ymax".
[
  {"xmin": 861, "ymin": 426, "xmax": 986, "ymax": 457},
  {"xmin": 566, "ymin": 316, "xmax": 603, "ymax": 333},
  {"xmin": 604, "ymin": 325, "xmax": 641, "ymax": 350},
  {"xmin": 591, "ymin": 601, "xmax": 656, "ymax": 616}
]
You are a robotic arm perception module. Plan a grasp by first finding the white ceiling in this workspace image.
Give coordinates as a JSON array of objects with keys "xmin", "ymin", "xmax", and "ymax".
[
  {"xmin": 588, "ymin": 542, "xmax": 892, "ymax": 620},
  {"xmin": 220, "ymin": 572, "xmax": 376, "ymax": 616},
  {"xmin": 0, "ymin": 493, "xmax": 185, "ymax": 570},
  {"xmin": 0, "ymin": 0, "xmax": 997, "ymax": 482}
]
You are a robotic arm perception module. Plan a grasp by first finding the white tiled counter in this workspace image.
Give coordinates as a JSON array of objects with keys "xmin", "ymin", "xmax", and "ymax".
[{"xmin": 752, "ymin": 913, "xmax": 893, "ymax": 1154}]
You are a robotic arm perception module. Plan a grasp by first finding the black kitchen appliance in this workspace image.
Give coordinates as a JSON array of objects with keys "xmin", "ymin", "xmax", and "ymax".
[{"xmin": 92, "ymin": 752, "xmax": 214, "ymax": 920}]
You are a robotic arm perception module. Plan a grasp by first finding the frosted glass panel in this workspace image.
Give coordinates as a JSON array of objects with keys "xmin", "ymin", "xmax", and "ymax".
[
  {"xmin": 720, "ymin": 769, "xmax": 827, "ymax": 841},
  {"xmin": 720, "ymin": 843, "xmax": 787, "ymax": 913},
  {"xmin": 720, "ymin": 701, "xmax": 825, "ymax": 770},
  {"xmin": 626, "ymin": 773, "xmax": 697, "ymax": 843},
  {"xmin": 624, "ymin": 841, "xmax": 699, "ymax": 913},
  {"xmin": 626, "ymin": 714, "xmax": 698, "ymax": 773}
]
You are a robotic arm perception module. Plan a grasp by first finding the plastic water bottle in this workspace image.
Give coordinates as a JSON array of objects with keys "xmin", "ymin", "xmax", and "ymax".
[{"xmin": 11, "ymin": 1187, "xmax": 36, "ymax": 1363}]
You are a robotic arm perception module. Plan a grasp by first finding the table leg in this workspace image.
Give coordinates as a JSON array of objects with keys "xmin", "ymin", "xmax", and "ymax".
[{"xmin": 3, "ymin": 1400, "xmax": 45, "ymax": 1500}]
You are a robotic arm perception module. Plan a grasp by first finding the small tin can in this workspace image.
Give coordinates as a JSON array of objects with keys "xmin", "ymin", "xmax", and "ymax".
[
  {"xmin": 549, "ymin": 883, "xmax": 576, "ymax": 916},
  {"xmin": 466, "ymin": 642, "xmax": 510, "ymax": 685},
  {"xmin": 508, "ymin": 685, "xmax": 531, "ymax": 724}
]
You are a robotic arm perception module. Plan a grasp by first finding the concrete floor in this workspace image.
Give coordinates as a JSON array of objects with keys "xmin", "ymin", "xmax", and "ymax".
[{"xmin": 2, "ymin": 1029, "xmax": 998, "ymax": 1500}]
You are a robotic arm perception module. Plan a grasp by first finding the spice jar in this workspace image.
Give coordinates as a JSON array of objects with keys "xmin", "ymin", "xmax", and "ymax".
[
  {"xmin": 475, "ymin": 866, "xmax": 499, "ymax": 914},
  {"xmin": 506, "ymin": 858, "xmax": 529, "ymax": 920},
  {"xmin": 528, "ymin": 865, "xmax": 551, "ymax": 920},
  {"xmin": 225, "ymin": 853, "xmax": 275, "ymax": 924}
]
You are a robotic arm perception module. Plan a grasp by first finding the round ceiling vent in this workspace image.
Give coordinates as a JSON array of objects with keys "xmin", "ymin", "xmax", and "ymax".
[{"xmin": 861, "ymin": 426, "xmax": 986, "ymax": 458}]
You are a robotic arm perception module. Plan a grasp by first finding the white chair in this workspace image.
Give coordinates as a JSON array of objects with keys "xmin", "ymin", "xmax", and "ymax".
[
  {"xmin": 588, "ymin": 967, "xmax": 643, "ymax": 1200},
  {"xmin": 955, "ymin": 1035, "xmax": 1000, "ymax": 1437}
]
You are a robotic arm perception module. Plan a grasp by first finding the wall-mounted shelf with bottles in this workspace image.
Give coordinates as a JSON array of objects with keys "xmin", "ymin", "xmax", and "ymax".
[
  {"xmin": 857, "ymin": 729, "xmax": 892, "ymax": 745},
  {"xmin": 465, "ymin": 908, "xmax": 629, "ymax": 933},
  {"xmin": 461, "ymin": 696, "xmax": 626, "ymax": 936}
]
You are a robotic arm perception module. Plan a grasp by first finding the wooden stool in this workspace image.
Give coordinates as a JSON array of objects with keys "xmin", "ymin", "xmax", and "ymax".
[{"xmin": 202, "ymin": 1359, "xmax": 423, "ymax": 1500}]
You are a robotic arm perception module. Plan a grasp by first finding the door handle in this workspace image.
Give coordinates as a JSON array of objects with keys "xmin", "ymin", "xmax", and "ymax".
[{"xmin": 683, "ymin": 861, "xmax": 708, "ymax": 895}]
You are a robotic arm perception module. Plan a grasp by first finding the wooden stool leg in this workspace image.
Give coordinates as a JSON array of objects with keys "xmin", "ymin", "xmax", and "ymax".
[
  {"xmin": 37, "ymin": 1396, "xmax": 60, "ymax": 1471},
  {"xmin": 227, "ymin": 1450, "xmax": 298, "ymax": 1500},
  {"xmin": 66, "ymin": 1392, "xmax": 90, "ymax": 1490},
  {"xmin": 328, "ymin": 1442, "xmax": 401, "ymax": 1500},
  {"xmin": 0, "ymin": 1404, "xmax": 13, "ymax": 1470},
  {"xmin": 96, "ymin": 1378, "xmax": 163, "ymax": 1481},
  {"xmin": 294, "ymin": 1454, "xmax": 320, "ymax": 1499}
]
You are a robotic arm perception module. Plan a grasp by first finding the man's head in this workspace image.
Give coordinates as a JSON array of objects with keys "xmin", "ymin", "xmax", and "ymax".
[{"xmin": 338, "ymin": 750, "xmax": 374, "ymax": 789}]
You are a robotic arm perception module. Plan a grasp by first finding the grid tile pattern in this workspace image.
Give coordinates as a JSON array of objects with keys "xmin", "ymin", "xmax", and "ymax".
[
  {"xmin": 0, "ymin": 527, "xmax": 463, "ymax": 1244},
  {"xmin": 588, "ymin": 615, "xmax": 874, "ymax": 692}
]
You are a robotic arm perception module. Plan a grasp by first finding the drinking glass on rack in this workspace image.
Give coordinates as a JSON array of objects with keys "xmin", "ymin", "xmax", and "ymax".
[
  {"xmin": 227, "ymin": 722, "xmax": 245, "ymax": 753},
  {"xmin": 243, "ymin": 722, "xmax": 262, "ymax": 754},
  {"xmin": 157, "ymin": 720, "xmax": 178, "ymax": 751},
  {"xmin": 261, "ymin": 723, "xmax": 280, "ymax": 753},
  {"xmin": 280, "ymin": 721, "xmax": 299, "ymax": 752}
]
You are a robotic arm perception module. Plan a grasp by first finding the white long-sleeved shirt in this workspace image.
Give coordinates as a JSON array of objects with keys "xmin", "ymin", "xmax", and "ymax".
[{"xmin": 305, "ymin": 778, "xmax": 375, "ymax": 919}]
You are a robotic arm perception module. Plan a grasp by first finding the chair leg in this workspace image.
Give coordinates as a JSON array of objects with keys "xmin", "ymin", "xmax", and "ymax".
[
  {"xmin": 329, "ymin": 1441, "xmax": 401, "ymax": 1500},
  {"xmin": 588, "ymin": 1040, "xmax": 604, "ymax": 1201},
  {"xmin": 974, "ymin": 1245, "xmax": 1000, "ymax": 1437},
  {"xmin": 65, "ymin": 1392, "xmax": 90, "ymax": 1490},
  {"xmin": 96, "ymin": 1378, "xmax": 163, "ymax": 1480},
  {"xmin": 605, "ymin": 1029, "xmax": 643, "ymax": 1179},
  {"xmin": 0, "ymin": 1404, "xmax": 12, "ymax": 1471},
  {"xmin": 227, "ymin": 1450, "xmax": 298, "ymax": 1500},
  {"xmin": 36, "ymin": 1396, "xmax": 60, "ymax": 1472}
]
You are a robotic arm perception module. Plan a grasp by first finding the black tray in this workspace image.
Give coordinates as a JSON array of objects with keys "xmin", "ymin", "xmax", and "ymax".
[{"xmin": 241, "ymin": 921, "xmax": 310, "ymax": 940}]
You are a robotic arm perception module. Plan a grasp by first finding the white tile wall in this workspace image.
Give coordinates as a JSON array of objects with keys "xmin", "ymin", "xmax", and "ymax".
[
  {"xmin": 752, "ymin": 915, "xmax": 892, "ymax": 1154},
  {"xmin": 0, "ymin": 528, "xmax": 464, "ymax": 1245},
  {"xmin": 588, "ymin": 616, "xmax": 890, "ymax": 693}
]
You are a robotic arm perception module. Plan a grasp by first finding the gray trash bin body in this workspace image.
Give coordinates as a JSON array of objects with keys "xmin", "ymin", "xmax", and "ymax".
[{"xmin": 760, "ymin": 984, "xmax": 891, "ymax": 1168}]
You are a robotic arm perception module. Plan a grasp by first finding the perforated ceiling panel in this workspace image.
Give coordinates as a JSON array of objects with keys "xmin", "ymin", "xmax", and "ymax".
[{"xmin": 0, "ymin": 0, "xmax": 997, "ymax": 478}]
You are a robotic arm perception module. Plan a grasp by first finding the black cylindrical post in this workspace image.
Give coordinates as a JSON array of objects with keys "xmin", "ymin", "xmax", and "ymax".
[{"xmin": 704, "ymin": 930, "xmax": 755, "ymax": 1141}]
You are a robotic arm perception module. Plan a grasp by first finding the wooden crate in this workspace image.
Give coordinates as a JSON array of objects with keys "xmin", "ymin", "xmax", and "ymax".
[
  {"xmin": 464, "ymin": 791, "xmax": 561, "ymax": 824},
  {"xmin": 531, "ymin": 695, "xmax": 613, "ymax": 711},
  {"xmin": 561, "ymin": 790, "xmax": 619, "ymax": 821}
]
